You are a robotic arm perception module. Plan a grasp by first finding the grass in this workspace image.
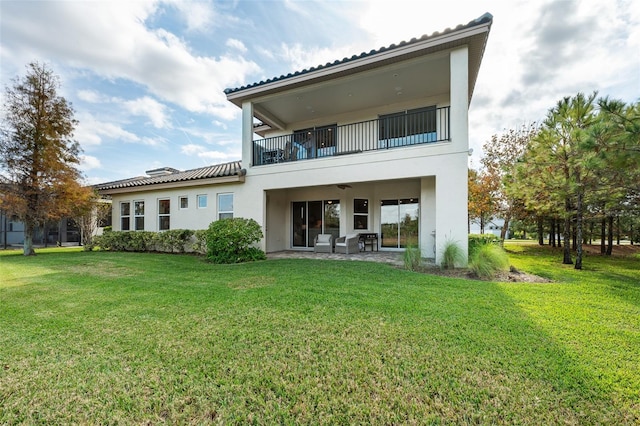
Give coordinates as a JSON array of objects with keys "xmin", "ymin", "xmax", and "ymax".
[{"xmin": 0, "ymin": 244, "xmax": 638, "ymax": 424}]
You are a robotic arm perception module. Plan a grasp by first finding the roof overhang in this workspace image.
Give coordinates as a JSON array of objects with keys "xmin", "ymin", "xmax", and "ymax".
[{"xmin": 226, "ymin": 14, "xmax": 492, "ymax": 133}]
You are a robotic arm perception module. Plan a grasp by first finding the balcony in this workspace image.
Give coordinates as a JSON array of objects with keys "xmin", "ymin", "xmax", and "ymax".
[{"xmin": 252, "ymin": 106, "xmax": 450, "ymax": 166}]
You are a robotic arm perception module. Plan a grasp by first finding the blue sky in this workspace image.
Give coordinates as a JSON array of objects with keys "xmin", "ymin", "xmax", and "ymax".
[{"xmin": 1, "ymin": 0, "xmax": 638, "ymax": 184}]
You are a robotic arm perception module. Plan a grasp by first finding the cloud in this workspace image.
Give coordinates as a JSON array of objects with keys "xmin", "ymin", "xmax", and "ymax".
[
  {"xmin": 167, "ymin": 0, "xmax": 215, "ymax": 32},
  {"xmin": 180, "ymin": 143, "xmax": 206, "ymax": 155},
  {"xmin": 79, "ymin": 154, "xmax": 101, "ymax": 171},
  {"xmin": 77, "ymin": 89, "xmax": 106, "ymax": 103},
  {"xmin": 75, "ymin": 112, "xmax": 165, "ymax": 148},
  {"xmin": 0, "ymin": 1, "xmax": 261, "ymax": 121},
  {"xmin": 226, "ymin": 38, "xmax": 247, "ymax": 53},
  {"xmin": 123, "ymin": 96, "xmax": 170, "ymax": 129},
  {"xmin": 180, "ymin": 143, "xmax": 240, "ymax": 161}
]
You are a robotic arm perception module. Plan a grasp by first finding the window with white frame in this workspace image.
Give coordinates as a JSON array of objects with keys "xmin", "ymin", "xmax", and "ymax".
[
  {"xmin": 179, "ymin": 196, "xmax": 189, "ymax": 209},
  {"xmin": 218, "ymin": 193, "xmax": 233, "ymax": 219},
  {"xmin": 120, "ymin": 202, "xmax": 131, "ymax": 231},
  {"xmin": 197, "ymin": 194, "xmax": 208, "ymax": 209},
  {"xmin": 354, "ymin": 198, "xmax": 368, "ymax": 230},
  {"xmin": 158, "ymin": 199, "xmax": 170, "ymax": 230},
  {"xmin": 134, "ymin": 200, "xmax": 145, "ymax": 231}
]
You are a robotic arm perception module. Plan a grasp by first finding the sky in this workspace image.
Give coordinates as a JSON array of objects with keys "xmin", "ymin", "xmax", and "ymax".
[{"xmin": 1, "ymin": 0, "xmax": 639, "ymax": 185}]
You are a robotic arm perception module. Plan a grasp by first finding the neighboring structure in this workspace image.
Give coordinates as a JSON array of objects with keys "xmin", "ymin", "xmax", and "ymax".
[
  {"xmin": 469, "ymin": 218, "xmax": 510, "ymax": 239},
  {"xmin": 96, "ymin": 13, "xmax": 493, "ymax": 263},
  {"xmin": 0, "ymin": 210, "xmax": 82, "ymax": 249}
]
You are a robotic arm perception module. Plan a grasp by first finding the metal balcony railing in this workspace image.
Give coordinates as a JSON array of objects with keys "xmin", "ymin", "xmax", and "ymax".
[{"xmin": 252, "ymin": 106, "xmax": 450, "ymax": 166}]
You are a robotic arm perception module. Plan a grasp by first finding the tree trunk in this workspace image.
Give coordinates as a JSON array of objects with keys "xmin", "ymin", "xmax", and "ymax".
[
  {"xmin": 600, "ymin": 217, "xmax": 606, "ymax": 254},
  {"xmin": 606, "ymin": 215, "xmax": 613, "ymax": 256},
  {"xmin": 23, "ymin": 219, "xmax": 36, "ymax": 256},
  {"xmin": 500, "ymin": 215, "xmax": 510, "ymax": 245},
  {"xmin": 550, "ymin": 218, "xmax": 556, "ymax": 247},
  {"xmin": 631, "ymin": 224, "xmax": 634, "ymax": 245},
  {"xmin": 575, "ymin": 190, "xmax": 583, "ymax": 270},
  {"xmin": 537, "ymin": 216, "xmax": 544, "ymax": 245},
  {"xmin": 563, "ymin": 199, "xmax": 573, "ymax": 264},
  {"xmin": 480, "ymin": 215, "xmax": 484, "ymax": 234},
  {"xmin": 616, "ymin": 216, "xmax": 620, "ymax": 245},
  {"xmin": 557, "ymin": 220, "xmax": 562, "ymax": 248}
]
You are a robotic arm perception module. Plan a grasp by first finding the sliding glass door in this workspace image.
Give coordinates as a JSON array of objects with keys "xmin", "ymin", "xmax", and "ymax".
[
  {"xmin": 380, "ymin": 198, "xmax": 419, "ymax": 248},
  {"xmin": 292, "ymin": 200, "xmax": 340, "ymax": 248}
]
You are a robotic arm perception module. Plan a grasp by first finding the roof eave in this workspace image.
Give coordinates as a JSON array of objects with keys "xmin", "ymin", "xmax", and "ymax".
[
  {"xmin": 97, "ymin": 174, "xmax": 246, "ymax": 195},
  {"xmin": 225, "ymin": 16, "xmax": 492, "ymax": 106}
]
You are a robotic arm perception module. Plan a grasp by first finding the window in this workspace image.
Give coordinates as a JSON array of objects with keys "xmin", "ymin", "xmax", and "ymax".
[
  {"xmin": 379, "ymin": 106, "xmax": 436, "ymax": 147},
  {"xmin": 134, "ymin": 200, "xmax": 145, "ymax": 231},
  {"xmin": 120, "ymin": 202, "xmax": 130, "ymax": 231},
  {"xmin": 354, "ymin": 198, "xmax": 369, "ymax": 230},
  {"xmin": 179, "ymin": 196, "xmax": 189, "ymax": 209},
  {"xmin": 197, "ymin": 194, "xmax": 208, "ymax": 209},
  {"xmin": 218, "ymin": 193, "xmax": 233, "ymax": 219},
  {"xmin": 158, "ymin": 199, "xmax": 170, "ymax": 230}
]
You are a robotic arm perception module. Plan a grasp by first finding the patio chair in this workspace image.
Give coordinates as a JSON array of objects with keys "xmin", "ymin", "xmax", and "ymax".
[
  {"xmin": 314, "ymin": 234, "xmax": 333, "ymax": 253},
  {"xmin": 334, "ymin": 234, "xmax": 360, "ymax": 254}
]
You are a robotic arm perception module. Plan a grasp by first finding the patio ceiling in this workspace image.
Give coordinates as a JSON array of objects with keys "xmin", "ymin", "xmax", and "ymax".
[{"xmin": 226, "ymin": 14, "xmax": 492, "ymax": 133}]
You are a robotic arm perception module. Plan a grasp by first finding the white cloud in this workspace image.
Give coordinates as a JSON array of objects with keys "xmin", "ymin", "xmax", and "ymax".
[
  {"xmin": 166, "ymin": 0, "xmax": 215, "ymax": 32},
  {"xmin": 123, "ymin": 96, "xmax": 170, "ymax": 129},
  {"xmin": 79, "ymin": 154, "xmax": 101, "ymax": 171},
  {"xmin": 77, "ymin": 89, "xmax": 105, "ymax": 103},
  {"xmin": 180, "ymin": 143, "xmax": 240, "ymax": 161},
  {"xmin": 226, "ymin": 38, "xmax": 247, "ymax": 53},
  {"xmin": 0, "ymin": 1, "xmax": 261, "ymax": 121},
  {"xmin": 75, "ymin": 113, "xmax": 151, "ymax": 147},
  {"xmin": 181, "ymin": 143, "xmax": 206, "ymax": 155}
]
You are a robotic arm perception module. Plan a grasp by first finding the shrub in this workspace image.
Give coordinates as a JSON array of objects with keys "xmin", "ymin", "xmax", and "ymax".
[
  {"xmin": 403, "ymin": 245, "xmax": 422, "ymax": 271},
  {"xmin": 205, "ymin": 218, "xmax": 266, "ymax": 264},
  {"xmin": 155, "ymin": 229, "xmax": 194, "ymax": 253},
  {"xmin": 192, "ymin": 230, "xmax": 208, "ymax": 255},
  {"xmin": 469, "ymin": 233, "xmax": 500, "ymax": 257},
  {"xmin": 441, "ymin": 239, "xmax": 465, "ymax": 269},
  {"xmin": 129, "ymin": 231, "xmax": 155, "ymax": 252},
  {"xmin": 469, "ymin": 243, "xmax": 510, "ymax": 279}
]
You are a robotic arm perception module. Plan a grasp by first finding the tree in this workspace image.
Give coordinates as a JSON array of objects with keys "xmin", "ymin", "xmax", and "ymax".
[
  {"xmin": 516, "ymin": 93, "xmax": 598, "ymax": 269},
  {"xmin": 482, "ymin": 123, "xmax": 538, "ymax": 243},
  {"xmin": 468, "ymin": 167, "xmax": 498, "ymax": 234},
  {"xmin": 0, "ymin": 62, "xmax": 92, "ymax": 255}
]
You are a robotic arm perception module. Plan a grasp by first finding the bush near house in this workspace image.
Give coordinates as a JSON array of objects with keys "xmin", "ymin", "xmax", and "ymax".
[
  {"xmin": 205, "ymin": 217, "xmax": 266, "ymax": 264},
  {"xmin": 94, "ymin": 229, "xmax": 203, "ymax": 254}
]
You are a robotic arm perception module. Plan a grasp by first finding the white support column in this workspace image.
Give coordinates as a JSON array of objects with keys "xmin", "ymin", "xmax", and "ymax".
[
  {"xmin": 433, "ymin": 46, "xmax": 469, "ymax": 265},
  {"xmin": 420, "ymin": 176, "xmax": 436, "ymax": 259},
  {"xmin": 241, "ymin": 101, "xmax": 254, "ymax": 168},
  {"xmin": 450, "ymin": 46, "xmax": 469, "ymax": 150}
]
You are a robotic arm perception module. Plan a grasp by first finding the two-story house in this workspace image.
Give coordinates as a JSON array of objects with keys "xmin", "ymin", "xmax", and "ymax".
[{"xmin": 96, "ymin": 13, "xmax": 493, "ymax": 264}]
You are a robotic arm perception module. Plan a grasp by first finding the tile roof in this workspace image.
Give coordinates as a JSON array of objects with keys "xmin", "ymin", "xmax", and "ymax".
[
  {"xmin": 94, "ymin": 161, "xmax": 244, "ymax": 191},
  {"xmin": 224, "ymin": 13, "xmax": 493, "ymax": 95}
]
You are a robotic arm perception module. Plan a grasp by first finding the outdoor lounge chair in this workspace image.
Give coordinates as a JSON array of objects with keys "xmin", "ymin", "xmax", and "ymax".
[
  {"xmin": 314, "ymin": 234, "xmax": 333, "ymax": 253},
  {"xmin": 334, "ymin": 234, "xmax": 360, "ymax": 254}
]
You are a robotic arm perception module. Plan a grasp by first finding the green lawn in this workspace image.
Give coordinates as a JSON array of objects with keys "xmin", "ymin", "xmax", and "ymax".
[{"xmin": 1, "ymin": 244, "xmax": 638, "ymax": 424}]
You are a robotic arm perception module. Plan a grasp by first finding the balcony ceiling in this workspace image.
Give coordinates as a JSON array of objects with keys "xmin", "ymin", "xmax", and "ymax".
[
  {"xmin": 226, "ymin": 14, "xmax": 492, "ymax": 133},
  {"xmin": 255, "ymin": 53, "xmax": 450, "ymax": 127}
]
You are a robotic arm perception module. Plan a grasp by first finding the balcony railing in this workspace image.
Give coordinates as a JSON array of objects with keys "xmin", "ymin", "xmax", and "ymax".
[{"xmin": 252, "ymin": 106, "xmax": 450, "ymax": 166}]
